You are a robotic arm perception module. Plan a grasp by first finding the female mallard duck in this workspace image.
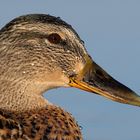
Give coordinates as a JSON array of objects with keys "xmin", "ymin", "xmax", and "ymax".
[{"xmin": 0, "ymin": 14, "xmax": 139, "ymax": 140}]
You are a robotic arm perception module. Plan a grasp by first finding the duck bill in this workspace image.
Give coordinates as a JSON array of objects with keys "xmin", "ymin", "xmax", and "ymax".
[{"xmin": 69, "ymin": 56, "xmax": 140, "ymax": 107}]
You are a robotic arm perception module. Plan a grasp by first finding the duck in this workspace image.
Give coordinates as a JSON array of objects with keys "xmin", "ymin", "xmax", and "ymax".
[{"xmin": 0, "ymin": 14, "xmax": 140, "ymax": 140}]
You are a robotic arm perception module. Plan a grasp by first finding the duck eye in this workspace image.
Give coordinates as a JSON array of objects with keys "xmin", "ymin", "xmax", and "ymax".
[{"xmin": 48, "ymin": 33, "xmax": 61, "ymax": 44}]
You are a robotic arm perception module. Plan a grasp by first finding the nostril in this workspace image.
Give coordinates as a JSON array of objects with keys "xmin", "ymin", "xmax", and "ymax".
[{"xmin": 95, "ymin": 69, "xmax": 104, "ymax": 77}]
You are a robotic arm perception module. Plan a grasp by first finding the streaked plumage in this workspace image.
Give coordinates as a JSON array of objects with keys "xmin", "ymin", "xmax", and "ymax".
[
  {"xmin": 0, "ymin": 14, "xmax": 139, "ymax": 140},
  {"xmin": 0, "ymin": 106, "xmax": 81, "ymax": 140}
]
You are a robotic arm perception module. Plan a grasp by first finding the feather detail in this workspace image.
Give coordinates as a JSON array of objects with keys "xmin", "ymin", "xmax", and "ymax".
[{"xmin": 0, "ymin": 106, "xmax": 82, "ymax": 140}]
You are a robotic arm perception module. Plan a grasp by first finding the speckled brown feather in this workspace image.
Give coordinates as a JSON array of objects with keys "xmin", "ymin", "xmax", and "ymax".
[{"xmin": 0, "ymin": 106, "xmax": 82, "ymax": 140}]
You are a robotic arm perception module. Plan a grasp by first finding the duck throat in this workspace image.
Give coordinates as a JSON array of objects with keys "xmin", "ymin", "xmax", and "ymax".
[{"xmin": 0, "ymin": 80, "xmax": 50, "ymax": 112}]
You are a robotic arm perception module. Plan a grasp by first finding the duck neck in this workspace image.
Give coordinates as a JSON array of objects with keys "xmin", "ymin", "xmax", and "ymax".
[{"xmin": 0, "ymin": 79, "xmax": 51, "ymax": 112}]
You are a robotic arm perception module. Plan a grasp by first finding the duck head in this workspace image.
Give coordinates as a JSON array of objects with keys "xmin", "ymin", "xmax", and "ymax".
[{"xmin": 0, "ymin": 14, "xmax": 140, "ymax": 109}]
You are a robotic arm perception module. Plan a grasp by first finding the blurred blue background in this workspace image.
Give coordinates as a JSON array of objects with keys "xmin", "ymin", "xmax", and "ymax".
[{"xmin": 0, "ymin": 0, "xmax": 140, "ymax": 140}]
